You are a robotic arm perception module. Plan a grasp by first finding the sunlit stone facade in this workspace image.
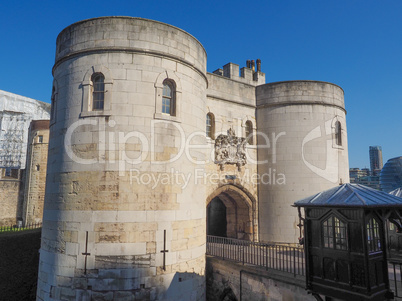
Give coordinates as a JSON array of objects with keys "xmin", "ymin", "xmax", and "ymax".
[{"xmin": 37, "ymin": 17, "xmax": 349, "ymax": 300}]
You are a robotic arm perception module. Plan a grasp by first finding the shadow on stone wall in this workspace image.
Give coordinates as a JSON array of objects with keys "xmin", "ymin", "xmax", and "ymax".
[
  {"xmin": 206, "ymin": 255, "xmax": 314, "ymax": 301},
  {"xmin": 0, "ymin": 229, "xmax": 41, "ymax": 301},
  {"xmin": 163, "ymin": 271, "xmax": 206, "ymax": 300}
]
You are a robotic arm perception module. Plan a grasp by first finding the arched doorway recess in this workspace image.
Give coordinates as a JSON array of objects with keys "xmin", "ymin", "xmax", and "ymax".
[{"xmin": 206, "ymin": 185, "xmax": 257, "ymax": 241}]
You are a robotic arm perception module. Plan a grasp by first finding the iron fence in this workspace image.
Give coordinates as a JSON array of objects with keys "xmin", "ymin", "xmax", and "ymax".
[
  {"xmin": 389, "ymin": 261, "xmax": 402, "ymax": 299},
  {"xmin": 0, "ymin": 222, "xmax": 42, "ymax": 233},
  {"xmin": 206, "ymin": 235, "xmax": 402, "ymax": 299},
  {"xmin": 206, "ymin": 235, "xmax": 305, "ymax": 276}
]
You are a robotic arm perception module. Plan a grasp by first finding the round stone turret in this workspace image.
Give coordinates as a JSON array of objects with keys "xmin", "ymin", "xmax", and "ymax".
[
  {"xmin": 256, "ymin": 80, "xmax": 349, "ymax": 243},
  {"xmin": 37, "ymin": 17, "xmax": 207, "ymax": 300}
]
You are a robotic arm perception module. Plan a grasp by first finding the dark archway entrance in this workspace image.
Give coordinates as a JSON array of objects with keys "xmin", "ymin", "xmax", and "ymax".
[
  {"xmin": 206, "ymin": 185, "xmax": 256, "ymax": 241},
  {"xmin": 207, "ymin": 197, "xmax": 227, "ymax": 237}
]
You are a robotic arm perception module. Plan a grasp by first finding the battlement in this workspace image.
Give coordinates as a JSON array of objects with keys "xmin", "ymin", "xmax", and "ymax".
[{"xmin": 212, "ymin": 59, "xmax": 265, "ymax": 86}]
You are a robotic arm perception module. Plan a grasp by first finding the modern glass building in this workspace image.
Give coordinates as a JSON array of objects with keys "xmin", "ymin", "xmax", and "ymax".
[
  {"xmin": 369, "ymin": 146, "xmax": 383, "ymax": 176},
  {"xmin": 380, "ymin": 156, "xmax": 402, "ymax": 193}
]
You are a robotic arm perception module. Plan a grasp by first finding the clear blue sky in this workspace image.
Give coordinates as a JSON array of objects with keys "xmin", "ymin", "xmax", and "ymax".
[{"xmin": 1, "ymin": 0, "xmax": 401, "ymax": 168}]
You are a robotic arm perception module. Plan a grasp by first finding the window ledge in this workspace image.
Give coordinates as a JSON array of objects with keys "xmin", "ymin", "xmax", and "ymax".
[
  {"xmin": 154, "ymin": 113, "xmax": 181, "ymax": 123},
  {"xmin": 80, "ymin": 111, "xmax": 112, "ymax": 118}
]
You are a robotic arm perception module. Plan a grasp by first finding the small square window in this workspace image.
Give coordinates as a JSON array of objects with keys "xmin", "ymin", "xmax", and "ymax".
[{"xmin": 38, "ymin": 135, "xmax": 43, "ymax": 143}]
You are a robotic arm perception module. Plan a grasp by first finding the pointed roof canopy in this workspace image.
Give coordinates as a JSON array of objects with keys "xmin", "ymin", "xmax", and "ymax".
[
  {"xmin": 294, "ymin": 183, "xmax": 402, "ymax": 208},
  {"xmin": 390, "ymin": 187, "xmax": 402, "ymax": 198}
]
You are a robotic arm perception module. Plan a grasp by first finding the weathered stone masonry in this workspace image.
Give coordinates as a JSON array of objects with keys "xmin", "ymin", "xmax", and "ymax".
[{"xmin": 37, "ymin": 16, "xmax": 349, "ymax": 300}]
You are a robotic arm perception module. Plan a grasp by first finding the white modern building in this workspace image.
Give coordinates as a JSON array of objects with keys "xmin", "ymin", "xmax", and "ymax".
[{"xmin": 0, "ymin": 90, "xmax": 50, "ymax": 169}]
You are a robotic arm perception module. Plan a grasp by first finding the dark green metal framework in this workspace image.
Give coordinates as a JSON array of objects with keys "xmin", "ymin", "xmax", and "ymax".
[{"xmin": 294, "ymin": 184, "xmax": 402, "ymax": 301}]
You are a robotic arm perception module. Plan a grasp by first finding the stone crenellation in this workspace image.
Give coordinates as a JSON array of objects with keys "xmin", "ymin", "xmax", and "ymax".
[{"xmin": 212, "ymin": 60, "xmax": 265, "ymax": 86}]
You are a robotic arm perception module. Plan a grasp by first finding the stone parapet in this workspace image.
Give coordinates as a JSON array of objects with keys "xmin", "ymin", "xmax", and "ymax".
[{"xmin": 55, "ymin": 17, "xmax": 207, "ymax": 76}]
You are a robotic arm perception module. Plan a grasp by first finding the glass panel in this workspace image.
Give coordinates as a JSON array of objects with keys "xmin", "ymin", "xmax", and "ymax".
[
  {"xmin": 367, "ymin": 217, "xmax": 382, "ymax": 252},
  {"xmin": 163, "ymin": 82, "xmax": 172, "ymax": 97},
  {"xmin": 206, "ymin": 114, "xmax": 211, "ymax": 137},
  {"xmin": 162, "ymin": 81, "xmax": 174, "ymax": 115},
  {"xmin": 92, "ymin": 74, "xmax": 105, "ymax": 111},
  {"xmin": 323, "ymin": 216, "xmax": 348, "ymax": 250},
  {"xmin": 335, "ymin": 217, "xmax": 347, "ymax": 250},
  {"xmin": 162, "ymin": 97, "xmax": 170, "ymax": 114},
  {"xmin": 323, "ymin": 218, "xmax": 333, "ymax": 248}
]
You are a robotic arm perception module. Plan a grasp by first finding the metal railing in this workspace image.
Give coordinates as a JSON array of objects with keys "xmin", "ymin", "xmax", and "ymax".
[
  {"xmin": 389, "ymin": 261, "xmax": 402, "ymax": 299},
  {"xmin": 206, "ymin": 235, "xmax": 305, "ymax": 276},
  {"xmin": 0, "ymin": 222, "xmax": 42, "ymax": 233}
]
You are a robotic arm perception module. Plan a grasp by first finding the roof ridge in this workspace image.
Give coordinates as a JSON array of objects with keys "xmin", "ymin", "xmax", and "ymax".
[
  {"xmin": 349, "ymin": 185, "xmax": 368, "ymax": 206},
  {"xmin": 324, "ymin": 185, "xmax": 346, "ymax": 203}
]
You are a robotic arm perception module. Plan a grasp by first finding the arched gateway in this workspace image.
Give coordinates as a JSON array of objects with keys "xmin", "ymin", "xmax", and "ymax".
[{"xmin": 206, "ymin": 185, "xmax": 257, "ymax": 241}]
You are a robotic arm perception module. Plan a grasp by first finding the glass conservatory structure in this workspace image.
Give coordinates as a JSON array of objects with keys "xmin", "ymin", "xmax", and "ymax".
[{"xmin": 294, "ymin": 183, "xmax": 402, "ymax": 301}]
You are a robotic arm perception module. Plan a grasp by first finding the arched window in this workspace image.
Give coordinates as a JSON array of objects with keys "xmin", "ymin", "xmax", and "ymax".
[
  {"xmin": 323, "ymin": 216, "xmax": 347, "ymax": 250},
  {"xmin": 92, "ymin": 73, "xmax": 105, "ymax": 111},
  {"xmin": 335, "ymin": 121, "xmax": 342, "ymax": 146},
  {"xmin": 367, "ymin": 217, "xmax": 381, "ymax": 252},
  {"xmin": 162, "ymin": 80, "xmax": 175, "ymax": 116},
  {"xmin": 245, "ymin": 120, "xmax": 253, "ymax": 144},
  {"xmin": 206, "ymin": 113, "xmax": 215, "ymax": 139}
]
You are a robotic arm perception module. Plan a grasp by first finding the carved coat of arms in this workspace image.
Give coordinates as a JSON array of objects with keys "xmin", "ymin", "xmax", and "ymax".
[{"xmin": 215, "ymin": 128, "xmax": 247, "ymax": 171}]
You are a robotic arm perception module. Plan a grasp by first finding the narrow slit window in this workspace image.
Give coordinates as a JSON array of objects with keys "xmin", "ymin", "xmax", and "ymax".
[
  {"xmin": 335, "ymin": 121, "xmax": 342, "ymax": 146},
  {"xmin": 206, "ymin": 113, "xmax": 215, "ymax": 139},
  {"xmin": 245, "ymin": 121, "xmax": 253, "ymax": 144}
]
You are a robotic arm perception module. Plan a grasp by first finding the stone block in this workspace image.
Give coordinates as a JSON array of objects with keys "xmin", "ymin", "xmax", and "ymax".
[{"xmin": 92, "ymin": 291, "xmax": 114, "ymax": 301}]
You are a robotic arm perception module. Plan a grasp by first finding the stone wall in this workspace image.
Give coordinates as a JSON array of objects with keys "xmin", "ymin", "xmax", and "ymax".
[
  {"xmin": 36, "ymin": 15, "xmax": 350, "ymax": 301},
  {"xmin": 205, "ymin": 72, "xmax": 260, "ymax": 241},
  {"xmin": 23, "ymin": 120, "xmax": 49, "ymax": 225},
  {"xmin": 206, "ymin": 256, "xmax": 315, "ymax": 301},
  {"xmin": 0, "ymin": 178, "xmax": 23, "ymax": 226}
]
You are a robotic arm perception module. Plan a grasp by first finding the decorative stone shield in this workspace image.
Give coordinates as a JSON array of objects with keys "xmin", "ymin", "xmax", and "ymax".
[{"xmin": 215, "ymin": 128, "xmax": 247, "ymax": 171}]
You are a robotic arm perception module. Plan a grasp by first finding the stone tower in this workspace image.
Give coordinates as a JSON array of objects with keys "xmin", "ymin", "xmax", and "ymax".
[
  {"xmin": 37, "ymin": 17, "xmax": 207, "ymax": 300},
  {"xmin": 23, "ymin": 120, "xmax": 49, "ymax": 225},
  {"xmin": 256, "ymin": 81, "xmax": 350, "ymax": 243}
]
